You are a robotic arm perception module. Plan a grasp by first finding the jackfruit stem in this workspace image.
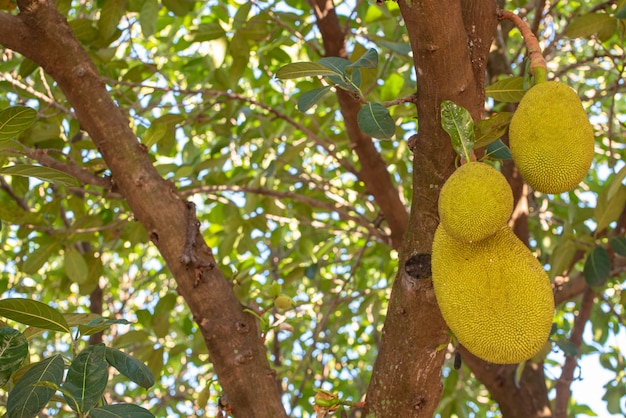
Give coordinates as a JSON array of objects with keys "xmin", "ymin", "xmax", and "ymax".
[{"xmin": 497, "ymin": 10, "xmax": 547, "ymax": 83}]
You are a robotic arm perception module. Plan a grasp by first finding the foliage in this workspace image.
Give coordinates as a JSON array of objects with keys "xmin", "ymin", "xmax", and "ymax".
[
  {"xmin": 0, "ymin": 0, "xmax": 623, "ymax": 416},
  {"xmin": 0, "ymin": 298, "xmax": 153, "ymax": 417}
]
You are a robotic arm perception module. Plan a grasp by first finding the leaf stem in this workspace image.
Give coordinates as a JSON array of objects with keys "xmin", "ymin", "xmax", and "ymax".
[{"xmin": 498, "ymin": 9, "xmax": 547, "ymax": 83}]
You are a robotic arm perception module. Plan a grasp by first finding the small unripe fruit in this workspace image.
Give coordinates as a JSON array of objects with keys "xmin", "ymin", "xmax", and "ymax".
[{"xmin": 274, "ymin": 295, "xmax": 293, "ymax": 310}]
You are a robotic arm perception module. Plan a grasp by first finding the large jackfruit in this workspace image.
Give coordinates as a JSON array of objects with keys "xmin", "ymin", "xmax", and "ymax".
[
  {"xmin": 432, "ymin": 225, "xmax": 554, "ymax": 364},
  {"xmin": 438, "ymin": 162, "xmax": 513, "ymax": 243},
  {"xmin": 509, "ymin": 81, "xmax": 594, "ymax": 194}
]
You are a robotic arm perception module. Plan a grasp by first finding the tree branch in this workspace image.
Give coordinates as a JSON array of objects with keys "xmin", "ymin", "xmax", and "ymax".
[
  {"xmin": 306, "ymin": 0, "xmax": 409, "ymax": 250},
  {"xmin": 554, "ymin": 287, "xmax": 595, "ymax": 418},
  {"xmin": 366, "ymin": 1, "xmax": 498, "ymax": 416},
  {"xmin": 180, "ymin": 184, "xmax": 389, "ymax": 244},
  {"xmin": 0, "ymin": 1, "xmax": 287, "ymax": 416}
]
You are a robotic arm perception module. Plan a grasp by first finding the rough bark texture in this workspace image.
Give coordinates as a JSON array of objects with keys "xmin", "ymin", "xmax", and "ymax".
[
  {"xmin": 307, "ymin": 0, "xmax": 409, "ymax": 250},
  {"xmin": 365, "ymin": 1, "xmax": 497, "ymax": 416},
  {"xmin": 461, "ymin": 349, "xmax": 553, "ymax": 417},
  {"xmin": 0, "ymin": 1, "xmax": 287, "ymax": 416}
]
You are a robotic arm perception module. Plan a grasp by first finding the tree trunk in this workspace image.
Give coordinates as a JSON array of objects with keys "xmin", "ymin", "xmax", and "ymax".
[
  {"xmin": 0, "ymin": 1, "xmax": 286, "ymax": 416},
  {"xmin": 365, "ymin": 1, "xmax": 497, "ymax": 416}
]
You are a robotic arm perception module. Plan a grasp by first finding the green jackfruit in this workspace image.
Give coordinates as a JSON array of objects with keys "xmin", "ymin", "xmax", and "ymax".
[
  {"xmin": 438, "ymin": 162, "xmax": 513, "ymax": 243},
  {"xmin": 509, "ymin": 81, "xmax": 594, "ymax": 194},
  {"xmin": 432, "ymin": 225, "xmax": 554, "ymax": 364}
]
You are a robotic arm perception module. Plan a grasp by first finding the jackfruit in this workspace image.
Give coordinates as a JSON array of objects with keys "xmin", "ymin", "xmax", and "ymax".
[
  {"xmin": 509, "ymin": 81, "xmax": 594, "ymax": 194},
  {"xmin": 438, "ymin": 162, "xmax": 513, "ymax": 243},
  {"xmin": 432, "ymin": 225, "xmax": 554, "ymax": 364}
]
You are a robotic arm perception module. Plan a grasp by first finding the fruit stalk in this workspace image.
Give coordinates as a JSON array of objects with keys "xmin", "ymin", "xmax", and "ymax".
[{"xmin": 498, "ymin": 10, "xmax": 547, "ymax": 83}]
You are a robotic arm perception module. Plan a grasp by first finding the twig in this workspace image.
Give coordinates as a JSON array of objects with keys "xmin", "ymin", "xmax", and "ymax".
[
  {"xmin": 0, "ymin": 176, "xmax": 30, "ymax": 211},
  {"xmin": 0, "ymin": 72, "xmax": 75, "ymax": 118},
  {"xmin": 288, "ymin": 230, "xmax": 376, "ymax": 415},
  {"xmin": 21, "ymin": 218, "xmax": 127, "ymax": 235},
  {"xmin": 383, "ymin": 93, "xmax": 418, "ymax": 107},
  {"xmin": 498, "ymin": 9, "xmax": 547, "ymax": 81},
  {"xmin": 180, "ymin": 184, "xmax": 388, "ymax": 243},
  {"xmin": 104, "ymin": 78, "xmax": 361, "ymax": 178},
  {"xmin": 554, "ymin": 287, "xmax": 595, "ymax": 418}
]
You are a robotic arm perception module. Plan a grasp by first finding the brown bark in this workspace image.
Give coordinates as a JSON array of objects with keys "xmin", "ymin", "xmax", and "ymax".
[
  {"xmin": 307, "ymin": 0, "xmax": 409, "ymax": 250},
  {"xmin": 365, "ymin": 1, "xmax": 497, "ymax": 416},
  {"xmin": 554, "ymin": 288, "xmax": 595, "ymax": 418},
  {"xmin": 460, "ymin": 350, "xmax": 553, "ymax": 418},
  {"xmin": 0, "ymin": 1, "xmax": 286, "ymax": 416}
]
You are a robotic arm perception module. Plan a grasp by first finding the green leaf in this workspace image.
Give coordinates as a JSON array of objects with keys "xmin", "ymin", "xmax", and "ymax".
[
  {"xmin": 297, "ymin": 86, "xmax": 332, "ymax": 113},
  {"xmin": 440, "ymin": 100, "xmax": 474, "ymax": 160},
  {"xmin": 90, "ymin": 404, "xmax": 155, "ymax": 418},
  {"xmin": 98, "ymin": 0, "xmax": 126, "ymax": 40},
  {"xmin": 377, "ymin": 39, "xmax": 412, "ymax": 55},
  {"xmin": 152, "ymin": 292, "xmax": 178, "ymax": 338},
  {"xmin": 0, "ymin": 327, "xmax": 28, "ymax": 386},
  {"xmin": 147, "ymin": 346, "xmax": 164, "ymax": 379},
  {"xmin": 275, "ymin": 62, "xmax": 341, "ymax": 80},
  {"xmin": 0, "ymin": 299, "xmax": 70, "ymax": 333},
  {"xmin": 62, "ymin": 344, "xmax": 109, "ymax": 413},
  {"xmin": 555, "ymin": 340, "xmax": 579, "ymax": 357},
  {"xmin": 6, "ymin": 355, "xmax": 65, "ymax": 418},
  {"xmin": 357, "ymin": 102, "xmax": 395, "ymax": 139},
  {"xmin": 484, "ymin": 139, "xmax": 512, "ymax": 160},
  {"xmin": 485, "ymin": 77, "xmax": 525, "ymax": 103},
  {"xmin": 64, "ymin": 247, "xmax": 89, "ymax": 285},
  {"xmin": 607, "ymin": 165, "xmax": 626, "ymax": 201},
  {"xmin": 21, "ymin": 242, "xmax": 58, "ymax": 274},
  {"xmin": 0, "ymin": 164, "xmax": 79, "ymax": 187},
  {"xmin": 602, "ymin": 383, "xmax": 626, "ymax": 414},
  {"xmin": 595, "ymin": 183, "xmax": 626, "ymax": 232},
  {"xmin": 78, "ymin": 317, "xmax": 131, "ymax": 336},
  {"xmin": 584, "ymin": 246, "xmax": 611, "ymax": 287},
  {"xmin": 380, "ymin": 72, "xmax": 404, "ymax": 102},
  {"xmin": 549, "ymin": 239, "xmax": 577, "ymax": 279},
  {"xmin": 69, "ymin": 18, "xmax": 99, "ymax": 44},
  {"xmin": 346, "ymin": 48, "xmax": 378, "ymax": 69},
  {"xmin": 565, "ymin": 13, "xmax": 616, "ymax": 39},
  {"xmin": 162, "ymin": 0, "xmax": 194, "ymax": 16},
  {"xmin": 0, "ymin": 106, "xmax": 37, "ymax": 141},
  {"xmin": 318, "ymin": 57, "xmax": 352, "ymax": 74},
  {"xmin": 609, "ymin": 237, "xmax": 626, "ymax": 256},
  {"xmin": 474, "ymin": 112, "xmax": 513, "ymax": 148},
  {"xmin": 617, "ymin": 6, "xmax": 626, "ymax": 19},
  {"xmin": 189, "ymin": 23, "xmax": 226, "ymax": 42},
  {"xmin": 139, "ymin": 0, "xmax": 159, "ymax": 38},
  {"xmin": 105, "ymin": 347, "xmax": 155, "ymax": 388}
]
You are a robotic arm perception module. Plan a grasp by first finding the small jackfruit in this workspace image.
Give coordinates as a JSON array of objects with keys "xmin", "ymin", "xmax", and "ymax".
[
  {"xmin": 509, "ymin": 81, "xmax": 594, "ymax": 194},
  {"xmin": 432, "ymin": 225, "xmax": 554, "ymax": 364},
  {"xmin": 438, "ymin": 162, "xmax": 513, "ymax": 243}
]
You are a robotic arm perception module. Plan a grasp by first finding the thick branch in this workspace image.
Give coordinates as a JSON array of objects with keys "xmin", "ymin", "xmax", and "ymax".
[
  {"xmin": 307, "ymin": 0, "xmax": 409, "ymax": 250},
  {"xmin": 366, "ymin": 1, "xmax": 497, "ymax": 416},
  {"xmin": 0, "ymin": 1, "xmax": 286, "ymax": 416}
]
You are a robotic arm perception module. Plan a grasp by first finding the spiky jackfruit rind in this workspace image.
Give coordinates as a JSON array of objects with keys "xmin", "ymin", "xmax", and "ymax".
[
  {"xmin": 438, "ymin": 162, "xmax": 514, "ymax": 243},
  {"xmin": 432, "ymin": 225, "xmax": 554, "ymax": 364},
  {"xmin": 509, "ymin": 81, "xmax": 594, "ymax": 194}
]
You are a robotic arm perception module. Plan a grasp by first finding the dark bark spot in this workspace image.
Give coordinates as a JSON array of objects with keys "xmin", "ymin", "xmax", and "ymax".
[
  {"xmin": 235, "ymin": 321, "xmax": 249, "ymax": 333},
  {"xmin": 404, "ymin": 253, "xmax": 432, "ymax": 279},
  {"xmin": 149, "ymin": 230, "xmax": 158, "ymax": 242},
  {"xmin": 412, "ymin": 395, "xmax": 427, "ymax": 410},
  {"xmin": 234, "ymin": 350, "xmax": 254, "ymax": 365}
]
